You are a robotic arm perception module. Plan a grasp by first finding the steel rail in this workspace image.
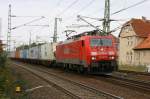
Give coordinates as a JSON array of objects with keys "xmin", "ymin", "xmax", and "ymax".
[
  {"xmin": 106, "ymin": 75, "xmax": 150, "ymax": 94},
  {"xmin": 117, "ymin": 70, "xmax": 150, "ymax": 76},
  {"xmin": 13, "ymin": 62, "xmax": 123, "ymax": 99},
  {"xmin": 13, "ymin": 63, "xmax": 81, "ymax": 99}
]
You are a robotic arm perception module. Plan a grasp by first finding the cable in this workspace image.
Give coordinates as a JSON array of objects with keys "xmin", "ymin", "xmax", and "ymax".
[
  {"xmin": 111, "ymin": 0, "xmax": 149, "ymax": 15},
  {"xmin": 11, "ymin": 17, "xmax": 45, "ymax": 30},
  {"xmin": 123, "ymin": 0, "xmax": 127, "ymax": 8},
  {"xmin": 63, "ymin": 0, "xmax": 97, "ymax": 20},
  {"xmin": 57, "ymin": 0, "xmax": 80, "ymax": 16},
  {"xmin": 76, "ymin": 0, "xmax": 96, "ymax": 14},
  {"xmin": 86, "ymin": 0, "xmax": 119, "ymax": 16},
  {"xmin": 56, "ymin": 0, "xmax": 64, "ymax": 6},
  {"xmin": 11, "ymin": 16, "xmax": 45, "ymax": 18}
]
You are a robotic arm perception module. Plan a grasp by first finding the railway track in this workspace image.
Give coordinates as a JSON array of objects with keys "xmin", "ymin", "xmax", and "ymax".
[
  {"xmin": 13, "ymin": 62, "xmax": 123, "ymax": 99},
  {"xmin": 13, "ymin": 63, "xmax": 80, "ymax": 99},
  {"xmin": 118, "ymin": 70, "xmax": 150, "ymax": 76},
  {"xmin": 105, "ymin": 74, "xmax": 150, "ymax": 94}
]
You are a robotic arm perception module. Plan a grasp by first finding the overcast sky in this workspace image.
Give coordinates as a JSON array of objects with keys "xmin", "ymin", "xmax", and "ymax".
[{"xmin": 0, "ymin": 0, "xmax": 150, "ymax": 50}]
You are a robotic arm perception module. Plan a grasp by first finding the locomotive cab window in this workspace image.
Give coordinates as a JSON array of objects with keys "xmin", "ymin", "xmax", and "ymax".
[{"xmin": 90, "ymin": 38, "xmax": 112, "ymax": 46}]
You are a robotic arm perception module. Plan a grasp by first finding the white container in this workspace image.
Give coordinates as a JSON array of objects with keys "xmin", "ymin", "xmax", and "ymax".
[
  {"xmin": 29, "ymin": 46, "xmax": 40, "ymax": 59},
  {"xmin": 9, "ymin": 51, "xmax": 15, "ymax": 58},
  {"xmin": 20, "ymin": 49, "xmax": 23, "ymax": 58},
  {"xmin": 40, "ymin": 42, "xmax": 57, "ymax": 61}
]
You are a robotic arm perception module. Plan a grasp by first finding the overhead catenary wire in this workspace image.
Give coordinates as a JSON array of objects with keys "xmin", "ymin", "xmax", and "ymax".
[
  {"xmin": 62, "ymin": 0, "xmax": 97, "ymax": 21},
  {"xmin": 85, "ymin": 0, "xmax": 121, "ymax": 17},
  {"xmin": 56, "ymin": 0, "xmax": 80, "ymax": 17},
  {"xmin": 75, "ymin": 0, "xmax": 96, "ymax": 14},
  {"xmin": 48, "ymin": 0, "xmax": 80, "ymax": 25},
  {"xmin": 11, "ymin": 17, "xmax": 45, "ymax": 30},
  {"xmin": 56, "ymin": 0, "xmax": 64, "ymax": 6},
  {"xmin": 11, "ymin": 16, "xmax": 45, "ymax": 18},
  {"xmin": 111, "ymin": 0, "xmax": 149, "ymax": 15},
  {"xmin": 61, "ymin": 0, "xmax": 124, "ymax": 29},
  {"xmin": 52, "ymin": 0, "xmax": 150, "ymax": 38}
]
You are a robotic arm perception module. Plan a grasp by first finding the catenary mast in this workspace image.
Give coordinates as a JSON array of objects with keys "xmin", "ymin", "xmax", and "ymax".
[
  {"xmin": 103, "ymin": 0, "xmax": 110, "ymax": 35},
  {"xmin": 7, "ymin": 4, "xmax": 11, "ymax": 52},
  {"xmin": 53, "ymin": 18, "xmax": 61, "ymax": 43}
]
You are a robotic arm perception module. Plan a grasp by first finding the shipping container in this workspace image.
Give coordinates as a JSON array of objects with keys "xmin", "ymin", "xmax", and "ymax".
[
  {"xmin": 28, "ymin": 45, "xmax": 41, "ymax": 59},
  {"xmin": 20, "ymin": 49, "xmax": 29, "ymax": 59},
  {"xmin": 9, "ymin": 51, "xmax": 15, "ymax": 58},
  {"xmin": 15, "ymin": 49, "xmax": 20, "ymax": 59},
  {"xmin": 39, "ymin": 43, "xmax": 56, "ymax": 60}
]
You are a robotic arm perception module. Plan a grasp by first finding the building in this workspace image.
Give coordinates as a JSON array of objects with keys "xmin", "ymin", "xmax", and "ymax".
[{"xmin": 119, "ymin": 17, "xmax": 150, "ymax": 66}]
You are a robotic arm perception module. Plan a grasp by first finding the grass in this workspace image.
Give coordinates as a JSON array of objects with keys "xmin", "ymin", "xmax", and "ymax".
[
  {"xmin": 0, "ymin": 53, "xmax": 30, "ymax": 99},
  {"xmin": 0, "ymin": 52, "xmax": 7, "ymax": 68},
  {"xmin": 119, "ymin": 65, "xmax": 148, "ymax": 72}
]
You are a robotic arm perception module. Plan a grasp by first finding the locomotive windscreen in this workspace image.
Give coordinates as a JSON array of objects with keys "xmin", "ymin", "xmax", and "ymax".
[{"xmin": 90, "ymin": 38, "xmax": 112, "ymax": 46}]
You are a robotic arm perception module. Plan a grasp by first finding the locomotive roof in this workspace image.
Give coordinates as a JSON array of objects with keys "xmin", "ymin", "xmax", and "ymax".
[
  {"xmin": 58, "ymin": 35, "xmax": 114, "ymax": 46},
  {"xmin": 67, "ymin": 30, "xmax": 99, "ymax": 40}
]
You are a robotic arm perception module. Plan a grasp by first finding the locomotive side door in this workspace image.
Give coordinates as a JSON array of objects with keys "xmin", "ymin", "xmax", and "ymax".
[{"xmin": 81, "ymin": 40, "xmax": 87, "ymax": 68}]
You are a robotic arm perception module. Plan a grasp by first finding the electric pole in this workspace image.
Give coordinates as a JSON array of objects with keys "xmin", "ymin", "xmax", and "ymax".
[
  {"xmin": 53, "ymin": 18, "xmax": 61, "ymax": 43},
  {"xmin": 103, "ymin": 0, "xmax": 110, "ymax": 35},
  {"xmin": 7, "ymin": 4, "xmax": 11, "ymax": 52}
]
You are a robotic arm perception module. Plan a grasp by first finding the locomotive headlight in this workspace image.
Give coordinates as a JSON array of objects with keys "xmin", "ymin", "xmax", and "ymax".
[
  {"xmin": 100, "ymin": 48, "xmax": 104, "ymax": 51},
  {"xmin": 108, "ymin": 51, "xmax": 114, "ymax": 55},
  {"xmin": 91, "ymin": 56, "xmax": 96, "ymax": 60},
  {"xmin": 111, "ymin": 56, "xmax": 115, "ymax": 59},
  {"xmin": 91, "ymin": 52, "xmax": 97, "ymax": 56},
  {"xmin": 109, "ymin": 56, "xmax": 115, "ymax": 59}
]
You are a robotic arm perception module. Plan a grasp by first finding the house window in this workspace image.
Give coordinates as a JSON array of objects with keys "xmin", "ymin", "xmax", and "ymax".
[
  {"xmin": 130, "ymin": 52, "xmax": 132, "ymax": 63},
  {"xmin": 143, "ymin": 52, "xmax": 145, "ymax": 56},
  {"xmin": 137, "ymin": 52, "xmax": 140, "ymax": 60},
  {"xmin": 130, "ymin": 41, "xmax": 133, "ymax": 46},
  {"xmin": 127, "ymin": 37, "xmax": 129, "ymax": 46},
  {"xmin": 126, "ymin": 52, "xmax": 129, "ymax": 62},
  {"xmin": 127, "ymin": 37, "xmax": 134, "ymax": 46},
  {"xmin": 45, "ymin": 52, "xmax": 47, "ymax": 56},
  {"xmin": 123, "ymin": 25, "xmax": 131, "ymax": 33}
]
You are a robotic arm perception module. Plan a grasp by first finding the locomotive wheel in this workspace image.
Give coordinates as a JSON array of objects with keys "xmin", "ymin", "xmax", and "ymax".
[
  {"xmin": 64, "ymin": 64, "xmax": 69, "ymax": 72},
  {"xmin": 77, "ymin": 66, "xmax": 84, "ymax": 74},
  {"xmin": 112, "ymin": 61, "xmax": 118, "ymax": 71}
]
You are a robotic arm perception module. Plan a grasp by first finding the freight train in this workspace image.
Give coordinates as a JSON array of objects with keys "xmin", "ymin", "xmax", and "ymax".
[{"xmin": 10, "ymin": 30, "xmax": 118, "ymax": 74}]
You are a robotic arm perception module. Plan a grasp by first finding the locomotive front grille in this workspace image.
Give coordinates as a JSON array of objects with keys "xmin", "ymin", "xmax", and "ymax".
[{"xmin": 91, "ymin": 61, "xmax": 116, "ymax": 73}]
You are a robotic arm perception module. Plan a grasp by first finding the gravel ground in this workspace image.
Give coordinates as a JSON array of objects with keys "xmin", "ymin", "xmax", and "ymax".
[
  {"xmin": 47, "ymin": 69, "xmax": 150, "ymax": 99},
  {"xmin": 9, "ymin": 63, "xmax": 74, "ymax": 99},
  {"xmin": 113, "ymin": 72, "xmax": 150, "ymax": 82},
  {"xmin": 26, "ymin": 64, "xmax": 150, "ymax": 99},
  {"xmin": 13, "ymin": 61, "xmax": 150, "ymax": 99},
  {"xmin": 134, "ymin": 74, "xmax": 150, "ymax": 81}
]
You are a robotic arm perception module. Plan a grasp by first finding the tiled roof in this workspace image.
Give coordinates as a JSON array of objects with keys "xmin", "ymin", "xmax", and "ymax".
[
  {"xmin": 127, "ymin": 18, "xmax": 150, "ymax": 37},
  {"xmin": 134, "ymin": 36, "xmax": 150, "ymax": 50}
]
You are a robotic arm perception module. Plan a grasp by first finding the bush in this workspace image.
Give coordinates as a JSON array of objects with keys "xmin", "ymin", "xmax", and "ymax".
[{"xmin": 0, "ymin": 52, "xmax": 7, "ymax": 68}]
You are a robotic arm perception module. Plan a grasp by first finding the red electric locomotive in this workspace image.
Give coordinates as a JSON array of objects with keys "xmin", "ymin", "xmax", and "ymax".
[{"xmin": 56, "ymin": 31, "xmax": 118, "ymax": 74}]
